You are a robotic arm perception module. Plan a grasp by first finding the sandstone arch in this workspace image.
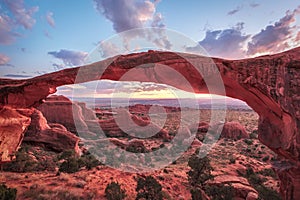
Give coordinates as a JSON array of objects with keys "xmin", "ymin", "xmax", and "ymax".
[{"xmin": 1, "ymin": 47, "xmax": 300, "ymax": 199}]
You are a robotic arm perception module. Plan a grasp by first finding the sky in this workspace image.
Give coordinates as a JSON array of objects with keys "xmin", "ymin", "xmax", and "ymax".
[{"xmin": 0, "ymin": 0, "xmax": 300, "ymax": 98}]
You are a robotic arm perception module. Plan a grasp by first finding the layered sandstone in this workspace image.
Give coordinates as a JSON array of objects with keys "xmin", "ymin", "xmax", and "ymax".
[{"xmin": 23, "ymin": 108, "xmax": 79, "ymax": 152}]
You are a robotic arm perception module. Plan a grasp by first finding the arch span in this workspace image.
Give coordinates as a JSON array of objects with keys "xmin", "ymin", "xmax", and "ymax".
[{"xmin": 1, "ymin": 48, "xmax": 300, "ymax": 199}]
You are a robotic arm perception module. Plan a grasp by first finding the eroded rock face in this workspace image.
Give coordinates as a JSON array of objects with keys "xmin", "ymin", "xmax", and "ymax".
[
  {"xmin": 37, "ymin": 95, "xmax": 89, "ymax": 134},
  {"xmin": 0, "ymin": 107, "xmax": 32, "ymax": 162},
  {"xmin": 189, "ymin": 121, "xmax": 248, "ymax": 141},
  {"xmin": 23, "ymin": 108, "xmax": 80, "ymax": 153},
  {"xmin": 0, "ymin": 48, "xmax": 300, "ymax": 199}
]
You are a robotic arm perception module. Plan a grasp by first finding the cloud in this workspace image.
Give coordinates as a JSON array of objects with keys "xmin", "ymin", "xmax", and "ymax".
[
  {"xmin": 46, "ymin": 11, "xmax": 55, "ymax": 28},
  {"xmin": 0, "ymin": 53, "xmax": 10, "ymax": 65},
  {"xmin": 295, "ymin": 32, "xmax": 300, "ymax": 44},
  {"xmin": 0, "ymin": 13, "xmax": 20, "ymax": 44},
  {"xmin": 0, "ymin": 0, "xmax": 38, "ymax": 45},
  {"xmin": 93, "ymin": 81, "xmax": 169, "ymax": 96},
  {"xmin": 44, "ymin": 30, "xmax": 52, "ymax": 39},
  {"xmin": 227, "ymin": 6, "xmax": 242, "ymax": 15},
  {"xmin": 98, "ymin": 41, "xmax": 121, "ymax": 58},
  {"xmin": 48, "ymin": 49, "xmax": 88, "ymax": 66},
  {"xmin": 151, "ymin": 13, "xmax": 165, "ymax": 28},
  {"xmin": 186, "ymin": 23, "xmax": 250, "ymax": 59},
  {"xmin": 94, "ymin": 0, "xmax": 156, "ymax": 32},
  {"xmin": 249, "ymin": 2, "xmax": 260, "ymax": 8},
  {"xmin": 94, "ymin": 0, "xmax": 171, "ymax": 50},
  {"xmin": 247, "ymin": 7, "xmax": 300, "ymax": 55},
  {"xmin": 187, "ymin": 6, "xmax": 300, "ymax": 59},
  {"xmin": 4, "ymin": 74, "xmax": 31, "ymax": 78},
  {"xmin": 52, "ymin": 63, "xmax": 65, "ymax": 70},
  {"xmin": 1, "ymin": 0, "xmax": 39, "ymax": 29}
]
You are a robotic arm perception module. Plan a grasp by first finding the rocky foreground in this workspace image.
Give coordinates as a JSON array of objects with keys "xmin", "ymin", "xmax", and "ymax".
[{"xmin": 1, "ymin": 47, "xmax": 300, "ymax": 199}]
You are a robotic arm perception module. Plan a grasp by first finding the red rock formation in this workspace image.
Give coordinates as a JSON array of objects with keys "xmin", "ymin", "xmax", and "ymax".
[
  {"xmin": 220, "ymin": 121, "xmax": 249, "ymax": 140},
  {"xmin": 23, "ymin": 108, "xmax": 79, "ymax": 152},
  {"xmin": 99, "ymin": 109, "xmax": 170, "ymax": 140},
  {"xmin": 0, "ymin": 107, "xmax": 32, "ymax": 162},
  {"xmin": 206, "ymin": 175, "xmax": 258, "ymax": 199},
  {"xmin": 1, "ymin": 48, "xmax": 300, "ymax": 199},
  {"xmin": 190, "ymin": 121, "xmax": 249, "ymax": 140},
  {"xmin": 37, "ymin": 95, "xmax": 89, "ymax": 134}
]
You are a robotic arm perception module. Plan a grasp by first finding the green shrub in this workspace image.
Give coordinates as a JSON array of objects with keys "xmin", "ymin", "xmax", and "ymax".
[
  {"xmin": 136, "ymin": 176, "xmax": 163, "ymax": 200},
  {"xmin": 187, "ymin": 155, "xmax": 213, "ymax": 186},
  {"xmin": 190, "ymin": 188, "xmax": 203, "ymax": 200},
  {"xmin": 58, "ymin": 150, "xmax": 100, "ymax": 173},
  {"xmin": 249, "ymin": 132, "xmax": 258, "ymax": 139},
  {"xmin": 78, "ymin": 153, "xmax": 101, "ymax": 170},
  {"xmin": 126, "ymin": 145, "xmax": 148, "ymax": 153},
  {"xmin": 244, "ymin": 139, "xmax": 253, "ymax": 145},
  {"xmin": 0, "ymin": 184, "xmax": 17, "ymax": 200},
  {"xmin": 59, "ymin": 157, "xmax": 79, "ymax": 173},
  {"xmin": 58, "ymin": 149, "xmax": 76, "ymax": 160},
  {"xmin": 229, "ymin": 157, "xmax": 236, "ymax": 164},
  {"xmin": 255, "ymin": 185, "xmax": 281, "ymax": 200},
  {"xmin": 245, "ymin": 167, "xmax": 263, "ymax": 185},
  {"xmin": 204, "ymin": 184, "xmax": 234, "ymax": 200},
  {"xmin": 2, "ymin": 148, "xmax": 38, "ymax": 172},
  {"xmin": 105, "ymin": 182, "xmax": 126, "ymax": 200},
  {"xmin": 259, "ymin": 168, "xmax": 277, "ymax": 179},
  {"xmin": 243, "ymin": 167, "xmax": 281, "ymax": 199},
  {"xmin": 262, "ymin": 156, "xmax": 270, "ymax": 162}
]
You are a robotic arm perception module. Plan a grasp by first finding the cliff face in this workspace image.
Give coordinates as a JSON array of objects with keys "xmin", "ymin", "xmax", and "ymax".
[{"xmin": 0, "ymin": 48, "xmax": 300, "ymax": 199}]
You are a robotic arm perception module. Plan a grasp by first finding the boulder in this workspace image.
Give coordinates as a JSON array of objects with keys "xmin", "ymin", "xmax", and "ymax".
[{"xmin": 220, "ymin": 121, "xmax": 249, "ymax": 140}]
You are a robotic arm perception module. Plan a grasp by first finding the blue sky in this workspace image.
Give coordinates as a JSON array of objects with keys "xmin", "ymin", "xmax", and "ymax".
[{"xmin": 0, "ymin": 0, "xmax": 300, "ymax": 98}]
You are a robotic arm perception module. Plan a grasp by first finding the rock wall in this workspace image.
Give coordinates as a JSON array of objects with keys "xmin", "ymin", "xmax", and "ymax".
[{"xmin": 0, "ymin": 48, "xmax": 300, "ymax": 199}]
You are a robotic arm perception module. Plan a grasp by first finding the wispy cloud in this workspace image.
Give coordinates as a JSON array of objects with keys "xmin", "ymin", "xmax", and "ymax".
[
  {"xmin": 249, "ymin": 2, "xmax": 260, "ymax": 8},
  {"xmin": 1, "ymin": 0, "xmax": 38, "ymax": 29},
  {"xmin": 93, "ymin": 80, "xmax": 169, "ymax": 95},
  {"xmin": 48, "ymin": 49, "xmax": 88, "ymax": 66},
  {"xmin": 52, "ymin": 63, "xmax": 65, "ymax": 70},
  {"xmin": 4, "ymin": 74, "xmax": 31, "ymax": 78},
  {"xmin": 98, "ymin": 41, "xmax": 121, "ymax": 58},
  {"xmin": 227, "ymin": 6, "xmax": 242, "ymax": 15},
  {"xmin": 46, "ymin": 11, "xmax": 55, "ymax": 28},
  {"xmin": 0, "ymin": 13, "xmax": 21, "ymax": 45},
  {"xmin": 0, "ymin": 0, "xmax": 38, "ymax": 45},
  {"xmin": 44, "ymin": 30, "xmax": 52, "ymax": 39},
  {"xmin": 0, "ymin": 53, "xmax": 10, "ymax": 65}
]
